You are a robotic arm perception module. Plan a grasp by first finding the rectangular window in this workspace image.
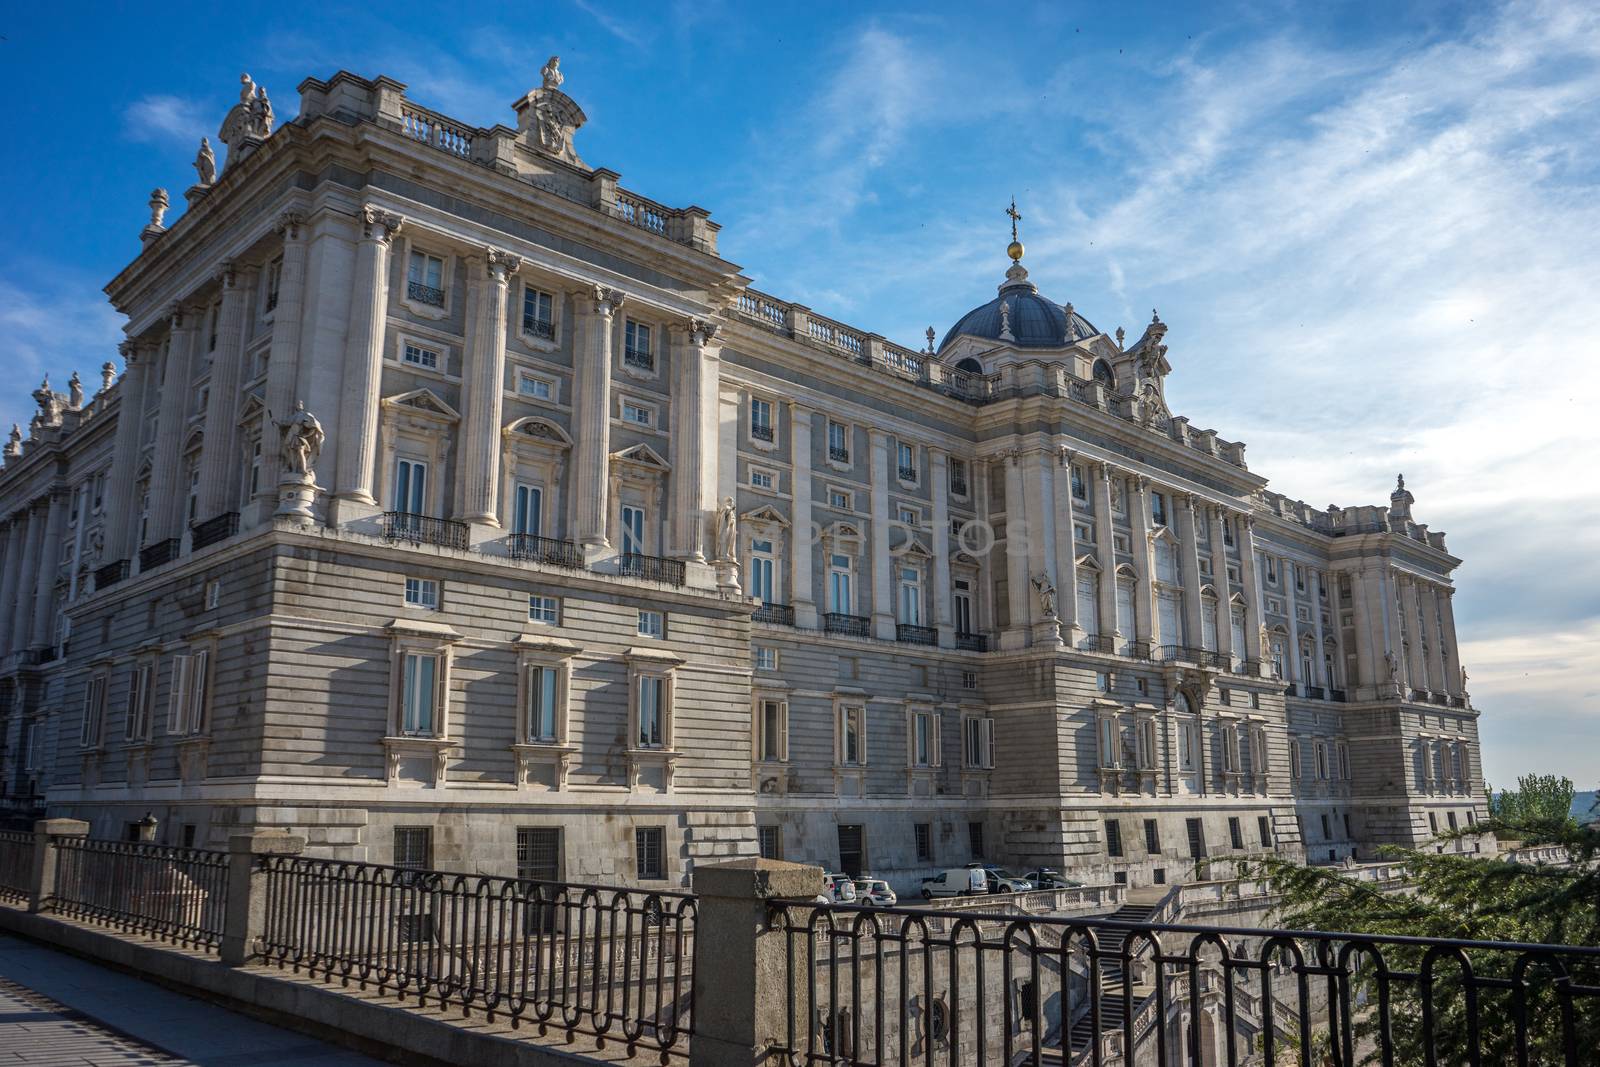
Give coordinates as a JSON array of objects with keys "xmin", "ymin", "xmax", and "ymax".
[
  {"xmin": 828, "ymin": 488, "xmax": 852, "ymax": 510},
  {"xmin": 401, "ymin": 652, "xmax": 439, "ymax": 736},
  {"xmin": 758, "ymin": 698, "xmax": 786, "ymax": 762},
  {"xmin": 517, "ymin": 371, "xmax": 554, "ymax": 400},
  {"xmin": 1105, "ymin": 820, "xmax": 1124, "ymax": 858},
  {"xmin": 528, "ymin": 595, "xmax": 560, "ymax": 624},
  {"xmin": 828, "ymin": 554, "xmax": 853, "ymax": 614},
  {"xmin": 401, "ymin": 342, "xmax": 439, "ymax": 369},
  {"xmin": 265, "ymin": 258, "xmax": 282, "ymax": 312},
  {"xmin": 1229, "ymin": 817, "xmax": 1244, "ymax": 850},
  {"xmin": 754, "ymin": 646, "xmax": 777, "ymax": 671},
  {"xmin": 516, "ymin": 827, "xmax": 561, "ymax": 882},
  {"xmin": 839, "ymin": 705, "xmax": 865, "ymax": 766},
  {"xmin": 954, "ymin": 578, "xmax": 974, "ymax": 635},
  {"xmin": 393, "ymin": 458, "xmax": 427, "ymax": 514},
  {"xmin": 827, "ymin": 421, "xmax": 849, "ymax": 463},
  {"xmin": 394, "ymin": 827, "xmax": 433, "ymax": 870},
  {"xmin": 914, "ymin": 823, "xmax": 933, "ymax": 862},
  {"xmin": 749, "ymin": 539, "xmax": 776, "ymax": 604},
  {"xmin": 750, "ymin": 397, "xmax": 774, "ymax": 441},
  {"xmin": 837, "ymin": 825, "xmax": 865, "ymax": 877},
  {"xmin": 123, "ymin": 663, "xmax": 153, "ymax": 743},
  {"xmin": 961, "ymin": 669, "xmax": 978, "ymax": 690},
  {"xmin": 1258, "ymin": 816, "xmax": 1272, "ymax": 847},
  {"xmin": 749, "ymin": 467, "xmax": 774, "ymax": 490},
  {"xmin": 404, "ymin": 577, "xmax": 439, "ymax": 610},
  {"xmin": 1071, "ymin": 464, "xmax": 1087, "ymax": 500},
  {"xmin": 621, "ymin": 504, "xmax": 646, "ymax": 557},
  {"xmin": 637, "ymin": 609, "xmax": 664, "ymax": 639},
  {"xmin": 896, "ymin": 441, "xmax": 917, "ymax": 481},
  {"xmin": 522, "ymin": 287, "xmax": 555, "ymax": 339},
  {"xmin": 1151, "ymin": 491, "xmax": 1167, "ymax": 526},
  {"xmin": 407, "ymin": 251, "xmax": 445, "ymax": 304},
  {"xmin": 526, "ymin": 666, "xmax": 558, "ymax": 743},
  {"xmin": 1144, "ymin": 819, "xmax": 1160, "ymax": 853},
  {"xmin": 621, "ymin": 400, "xmax": 653, "ymax": 426},
  {"xmin": 898, "ymin": 566, "xmax": 923, "ymax": 625},
  {"xmin": 1097, "ymin": 671, "xmax": 1112, "ymax": 694},
  {"xmin": 758, "ymin": 825, "xmax": 781, "ymax": 860},
  {"xmin": 1186, "ymin": 818, "xmax": 1206, "ymax": 859},
  {"xmin": 1323, "ymin": 813, "xmax": 1334, "ymax": 838},
  {"xmin": 963, "ymin": 716, "xmax": 994, "ymax": 769},
  {"xmin": 80, "ymin": 675, "xmax": 107, "ymax": 748},
  {"xmin": 624, "ymin": 320, "xmax": 654, "ymax": 369},
  {"xmin": 897, "ymin": 505, "xmax": 920, "ymax": 527},
  {"xmin": 949, "ymin": 457, "xmax": 968, "ymax": 495},
  {"xmin": 968, "ymin": 821, "xmax": 985, "ymax": 860},
  {"xmin": 637, "ymin": 676, "xmax": 665, "ymax": 748},
  {"xmin": 1447, "ymin": 811, "xmax": 1458, "ymax": 831},
  {"xmin": 635, "ymin": 827, "xmax": 665, "ymax": 879},
  {"xmin": 512, "ymin": 484, "xmax": 543, "ymax": 537},
  {"xmin": 910, "ymin": 709, "xmax": 938, "ymax": 767}
]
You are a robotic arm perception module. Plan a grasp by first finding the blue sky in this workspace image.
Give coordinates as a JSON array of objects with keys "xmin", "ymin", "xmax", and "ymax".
[{"xmin": 2, "ymin": 1, "xmax": 1597, "ymax": 785}]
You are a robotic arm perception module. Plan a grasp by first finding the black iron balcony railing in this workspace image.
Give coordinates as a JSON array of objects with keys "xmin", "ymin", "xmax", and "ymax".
[
  {"xmin": 506, "ymin": 533, "xmax": 584, "ymax": 570},
  {"xmin": 1079, "ymin": 633, "xmax": 1117, "ymax": 654},
  {"xmin": 94, "ymin": 559, "xmax": 129, "ymax": 591},
  {"xmin": 1305, "ymin": 684, "xmax": 1327, "ymax": 700},
  {"xmin": 1449, "ymin": 694, "xmax": 1467, "ymax": 708},
  {"xmin": 1154, "ymin": 644, "xmax": 1209, "ymax": 665},
  {"xmin": 25, "ymin": 646, "xmax": 59, "ymax": 666},
  {"xmin": 896, "ymin": 465, "xmax": 918, "ymax": 482},
  {"xmin": 896, "ymin": 623, "xmax": 937, "ymax": 646},
  {"xmin": 522, "ymin": 316, "xmax": 554, "ymax": 340},
  {"xmin": 406, "ymin": 280, "xmax": 445, "ymax": 306},
  {"xmin": 751, "ymin": 423, "xmax": 775, "ymax": 443},
  {"xmin": 955, "ymin": 631, "xmax": 987, "ymax": 652},
  {"xmin": 828, "ymin": 445, "xmax": 850, "ymax": 463},
  {"xmin": 753, "ymin": 603, "xmax": 795, "ymax": 626},
  {"xmin": 623, "ymin": 346, "xmax": 654, "ymax": 371},
  {"xmin": 138, "ymin": 538, "xmax": 181, "ymax": 572},
  {"xmin": 823, "ymin": 613, "xmax": 870, "ymax": 638},
  {"xmin": 620, "ymin": 552, "xmax": 686, "ymax": 587},
  {"xmin": 1242, "ymin": 657, "xmax": 1265, "ymax": 676},
  {"xmin": 770, "ymin": 899, "xmax": 1600, "ymax": 1067},
  {"xmin": 382, "ymin": 512, "xmax": 470, "ymax": 551},
  {"xmin": 190, "ymin": 512, "xmax": 239, "ymax": 551},
  {"xmin": 949, "ymin": 478, "xmax": 968, "ymax": 496},
  {"xmin": 1330, "ymin": 687, "xmax": 1348, "ymax": 702}
]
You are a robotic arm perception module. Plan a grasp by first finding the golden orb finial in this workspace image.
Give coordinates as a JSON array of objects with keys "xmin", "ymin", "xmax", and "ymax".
[
  {"xmin": 1005, "ymin": 197, "xmax": 1024, "ymax": 263},
  {"xmin": 1007, "ymin": 239, "xmax": 1024, "ymax": 263}
]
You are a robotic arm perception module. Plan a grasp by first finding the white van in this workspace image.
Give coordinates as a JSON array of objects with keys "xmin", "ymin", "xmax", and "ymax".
[{"xmin": 919, "ymin": 867, "xmax": 986, "ymax": 899}]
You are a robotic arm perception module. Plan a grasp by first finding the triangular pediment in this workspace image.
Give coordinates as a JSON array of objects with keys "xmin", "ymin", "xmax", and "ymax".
[
  {"xmin": 383, "ymin": 388, "xmax": 459, "ymax": 421},
  {"xmin": 610, "ymin": 443, "xmax": 669, "ymax": 469},
  {"xmin": 236, "ymin": 393, "xmax": 266, "ymax": 426},
  {"xmin": 1076, "ymin": 553, "xmax": 1103, "ymax": 572},
  {"xmin": 742, "ymin": 505, "xmax": 788, "ymax": 528}
]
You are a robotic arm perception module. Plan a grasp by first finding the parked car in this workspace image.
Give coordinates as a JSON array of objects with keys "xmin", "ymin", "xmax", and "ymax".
[
  {"xmin": 819, "ymin": 872, "xmax": 858, "ymax": 903},
  {"xmin": 920, "ymin": 867, "xmax": 987, "ymax": 899},
  {"xmin": 853, "ymin": 878, "xmax": 897, "ymax": 907},
  {"xmin": 965, "ymin": 863, "xmax": 1034, "ymax": 893},
  {"xmin": 1024, "ymin": 867, "xmax": 1083, "ymax": 890}
]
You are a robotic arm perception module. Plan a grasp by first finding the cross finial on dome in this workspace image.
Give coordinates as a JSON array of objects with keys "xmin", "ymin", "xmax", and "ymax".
[{"xmin": 1005, "ymin": 197, "xmax": 1024, "ymax": 263}]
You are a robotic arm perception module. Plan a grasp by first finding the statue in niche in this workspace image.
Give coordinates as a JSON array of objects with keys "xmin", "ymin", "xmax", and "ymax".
[
  {"xmin": 275, "ymin": 402, "xmax": 324, "ymax": 480},
  {"xmin": 68, "ymin": 372, "xmax": 83, "ymax": 409},
  {"xmin": 194, "ymin": 138, "xmax": 216, "ymax": 186},
  {"xmin": 716, "ymin": 497, "xmax": 739, "ymax": 562},
  {"xmin": 1032, "ymin": 573, "xmax": 1058, "ymax": 619}
]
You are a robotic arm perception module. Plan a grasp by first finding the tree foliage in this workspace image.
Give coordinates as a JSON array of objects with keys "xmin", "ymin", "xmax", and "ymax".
[{"xmin": 1247, "ymin": 777, "xmax": 1599, "ymax": 1065}]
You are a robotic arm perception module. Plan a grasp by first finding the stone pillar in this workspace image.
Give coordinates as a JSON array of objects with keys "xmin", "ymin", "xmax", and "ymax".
[
  {"xmin": 146, "ymin": 307, "xmax": 198, "ymax": 545},
  {"xmin": 454, "ymin": 249, "xmax": 520, "ymax": 526},
  {"xmin": 930, "ymin": 447, "xmax": 953, "ymax": 646},
  {"xmin": 28, "ymin": 818, "xmax": 88, "ymax": 913},
  {"xmin": 868, "ymin": 429, "xmax": 895, "ymax": 640},
  {"xmin": 1439, "ymin": 589, "xmax": 1463, "ymax": 697},
  {"xmin": 1052, "ymin": 446, "xmax": 1080, "ymax": 642},
  {"xmin": 669, "ymin": 320, "xmax": 720, "ymax": 568},
  {"xmin": 29, "ymin": 489, "xmax": 68, "ymax": 648},
  {"xmin": 1127, "ymin": 473, "xmax": 1154, "ymax": 648},
  {"xmin": 0, "ymin": 517, "xmax": 23, "ymax": 657},
  {"xmin": 1423, "ymin": 583, "xmax": 1447, "ymax": 696},
  {"xmin": 1091, "ymin": 463, "xmax": 1119, "ymax": 645},
  {"xmin": 688, "ymin": 859, "xmax": 824, "ymax": 1067},
  {"xmin": 1207, "ymin": 506, "xmax": 1233, "ymax": 663},
  {"xmin": 1384, "ymin": 568, "xmax": 1411, "ymax": 694},
  {"xmin": 9, "ymin": 504, "xmax": 40, "ymax": 651},
  {"xmin": 1176, "ymin": 494, "xmax": 1205, "ymax": 652},
  {"xmin": 332, "ymin": 208, "xmax": 403, "ymax": 517},
  {"xmin": 1236, "ymin": 513, "xmax": 1265, "ymax": 668},
  {"xmin": 1026, "ymin": 449, "xmax": 1062, "ymax": 647},
  {"xmin": 1330, "ymin": 573, "xmax": 1349, "ymax": 691},
  {"xmin": 1002, "ymin": 450, "xmax": 1032, "ymax": 649},
  {"xmin": 1283, "ymin": 557, "xmax": 1302, "ymax": 690},
  {"xmin": 101, "ymin": 343, "xmax": 150, "ymax": 562},
  {"xmin": 1402, "ymin": 577, "xmax": 1425, "ymax": 692},
  {"xmin": 196, "ymin": 264, "xmax": 250, "ymax": 521},
  {"xmin": 572, "ymin": 286, "xmax": 624, "ymax": 562},
  {"xmin": 1351, "ymin": 567, "xmax": 1381, "ymax": 694},
  {"xmin": 788, "ymin": 402, "xmax": 817, "ymax": 628},
  {"xmin": 256, "ymin": 212, "xmax": 309, "ymax": 517},
  {"xmin": 1310, "ymin": 568, "xmax": 1327, "ymax": 687},
  {"xmin": 221, "ymin": 830, "xmax": 307, "ymax": 966}
]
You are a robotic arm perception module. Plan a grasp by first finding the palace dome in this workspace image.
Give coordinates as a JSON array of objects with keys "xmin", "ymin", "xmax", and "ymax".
[{"xmin": 938, "ymin": 263, "xmax": 1097, "ymax": 352}]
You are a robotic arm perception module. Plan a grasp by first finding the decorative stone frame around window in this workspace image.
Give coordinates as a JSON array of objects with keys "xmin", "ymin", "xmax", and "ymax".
[
  {"xmin": 833, "ymin": 694, "xmax": 869, "ymax": 798},
  {"xmin": 511, "ymin": 631, "xmax": 579, "ymax": 791},
  {"xmin": 400, "ymin": 241, "xmax": 454, "ymax": 320},
  {"xmin": 382, "ymin": 618, "xmax": 460, "ymax": 788},
  {"xmin": 626, "ymin": 646, "xmax": 682, "ymax": 793}
]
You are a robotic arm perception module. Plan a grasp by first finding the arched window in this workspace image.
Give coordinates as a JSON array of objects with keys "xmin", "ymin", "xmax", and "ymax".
[
  {"xmin": 1092, "ymin": 359, "xmax": 1116, "ymax": 388},
  {"xmin": 956, "ymin": 356, "xmax": 984, "ymax": 375}
]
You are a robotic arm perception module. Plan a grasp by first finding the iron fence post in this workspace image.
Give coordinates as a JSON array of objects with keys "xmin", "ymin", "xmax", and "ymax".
[
  {"xmin": 28, "ymin": 818, "xmax": 88, "ymax": 913},
  {"xmin": 690, "ymin": 858, "xmax": 823, "ymax": 1067},
  {"xmin": 221, "ymin": 830, "xmax": 305, "ymax": 966}
]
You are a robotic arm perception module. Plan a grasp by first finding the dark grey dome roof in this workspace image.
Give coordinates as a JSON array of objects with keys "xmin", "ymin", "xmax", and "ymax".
[{"xmin": 939, "ymin": 267, "xmax": 1096, "ymax": 351}]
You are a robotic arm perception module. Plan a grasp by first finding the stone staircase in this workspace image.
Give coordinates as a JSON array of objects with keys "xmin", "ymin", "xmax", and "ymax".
[{"xmin": 1066, "ymin": 901, "xmax": 1158, "ymax": 1055}]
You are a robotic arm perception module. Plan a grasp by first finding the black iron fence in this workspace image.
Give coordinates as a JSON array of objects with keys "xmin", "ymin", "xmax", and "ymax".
[
  {"xmin": 50, "ymin": 838, "xmax": 229, "ymax": 950},
  {"xmin": 138, "ymin": 538, "xmax": 181, "ymax": 571},
  {"xmin": 190, "ymin": 511, "xmax": 240, "ymax": 551},
  {"xmin": 768, "ymin": 900, "xmax": 1600, "ymax": 1067},
  {"xmin": 754, "ymin": 603, "xmax": 796, "ymax": 626},
  {"xmin": 257, "ymin": 855, "xmax": 695, "ymax": 1060},
  {"xmin": 383, "ymin": 511, "xmax": 471, "ymax": 550},
  {"xmin": 823, "ymin": 613, "xmax": 871, "ymax": 639},
  {"xmin": 0, "ymin": 831, "xmax": 33, "ymax": 903},
  {"xmin": 620, "ymin": 553, "xmax": 687, "ymax": 587},
  {"xmin": 507, "ymin": 534, "xmax": 585, "ymax": 570},
  {"xmin": 93, "ymin": 559, "xmax": 129, "ymax": 590}
]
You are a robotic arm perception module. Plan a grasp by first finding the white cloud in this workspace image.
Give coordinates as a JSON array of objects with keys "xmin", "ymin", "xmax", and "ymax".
[
  {"xmin": 123, "ymin": 95, "xmax": 209, "ymax": 145},
  {"xmin": 0, "ymin": 275, "xmax": 126, "ymax": 434}
]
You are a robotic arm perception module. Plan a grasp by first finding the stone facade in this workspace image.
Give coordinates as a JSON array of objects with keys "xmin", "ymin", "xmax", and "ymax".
[{"xmin": 0, "ymin": 65, "xmax": 1488, "ymax": 892}]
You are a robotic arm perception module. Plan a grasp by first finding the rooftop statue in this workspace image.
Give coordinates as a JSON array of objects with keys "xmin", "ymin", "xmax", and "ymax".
[
  {"xmin": 542, "ymin": 55, "xmax": 563, "ymax": 90},
  {"xmin": 194, "ymin": 137, "xmax": 216, "ymax": 186},
  {"xmin": 219, "ymin": 73, "xmax": 274, "ymax": 167},
  {"xmin": 514, "ymin": 57, "xmax": 587, "ymax": 167},
  {"xmin": 68, "ymin": 372, "xmax": 83, "ymax": 409},
  {"xmin": 716, "ymin": 497, "xmax": 739, "ymax": 562}
]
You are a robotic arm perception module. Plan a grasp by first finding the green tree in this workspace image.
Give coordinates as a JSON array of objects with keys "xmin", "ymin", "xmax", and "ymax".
[{"xmin": 1247, "ymin": 776, "xmax": 1599, "ymax": 1065}]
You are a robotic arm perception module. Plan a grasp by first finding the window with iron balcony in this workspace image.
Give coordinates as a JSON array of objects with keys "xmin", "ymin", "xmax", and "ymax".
[
  {"xmin": 522, "ymin": 286, "xmax": 555, "ymax": 340},
  {"xmin": 623, "ymin": 319, "xmax": 654, "ymax": 371},
  {"xmin": 406, "ymin": 250, "xmax": 446, "ymax": 307}
]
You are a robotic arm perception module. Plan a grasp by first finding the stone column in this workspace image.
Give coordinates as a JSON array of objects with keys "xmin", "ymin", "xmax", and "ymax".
[
  {"xmin": 29, "ymin": 489, "xmax": 68, "ymax": 649},
  {"xmin": 0, "ymin": 518, "xmax": 23, "ymax": 657},
  {"xmin": 788, "ymin": 401, "xmax": 817, "ymax": 628},
  {"xmin": 1310, "ymin": 568, "xmax": 1327, "ymax": 687},
  {"xmin": 101, "ymin": 342, "xmax": 150, "ymax": 562},
  {"xmin": 1091, "ymin": 463, "xmax": 1119, "ymax": 646},
  {"xmin": 1207, "ymin": 506, "xmax": 1233, "ymax": 663},
  {"xmin": 930, "ymin": 447, "xmax": 954, "ymax": 646},
  {"xmin": 868, "ymin": 429, "xmax": 895, "ymax": 640},
  {"xmin": 1439, "ymin": 589, "xmax": 1463, "ymax": 697},
  {"xmin": 1351, "ymin": 567, "xmax": 1381, "ymax": 694},
  {"xmin": 571, "ymin": 286, "xmax": 624, "ymax": 562},
  {"xmin": 1423, "ymin": 583, "xmax": 1447, "ymax": 696},
  {"xmin": 1176, "ymin": 494, "xmax": 1205, "ymax": 652},
  {"xmin": 1001, "ymin": 450, "xmax": 1031, "ymax": 649},
  {"xmin": 195, "ymin": 263, "xmax": 250, "ymax": 521},
  {"xmin": 1330, "ymin": 574, "xmax": 1349, "ymax": 691},
  {"xmin": 454, "ymin": 249, "xmax": 521, "ymax": 526},
  {"xmin": 669, "ymin": 320, "xmax": 720, "ymax": 567},
  {"xmin": 1282, "ymin": 556, "xmax": 1302, "ymax": 689},
  {"xmin": 147, "ymin": 307, "xmax": 198, "ymax": 545},
  {"xmin": 1236, "ymin": 513, "xmax": 1265, "ymax": 668},
  {"xmin": 689, "ymin": 859, "xmax": 824, "ymax": 1067},
  {"xmin": 9, "ymin": 505, "xmax": 40, "ymax": 651},
  {"xmin": 1385, "ymin": 568, "xmax": 1412, "ymax": 694},
  {"xmin": 28, "ymin": 818, "xmax": 88, "ymax": 913},
  {"xmin": 1127, "ymin": 474, "xmax": 1154, "ymax": 648},
  {"xmin": 221, "ymin": 831, "xmax": 307, "ymax": 966},
  {"xmin": 1052, "ymin": 447, "xmax": 1080, "ymax": 641},
  {"xmin": 256, "ymin": 212, "xmax": 309, "ymax": 517},
  {"xmin": 332, "ymin": 208, "xmax": 403, "ymax": 517},
  {"xmin": 1026, "ymin": 449, "xmax": 1062, "ymax": 647}
]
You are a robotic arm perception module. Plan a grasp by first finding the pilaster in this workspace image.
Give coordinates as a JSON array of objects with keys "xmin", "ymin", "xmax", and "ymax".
[
  {"xmin": 1091, "ymin": 462, "xmax": 1119, "ymax": 646},
  {"xmin": 454, "ymin": 247, "xmax": 520, "ymax": 525},
  {"xmin": 255, "ymin": 212, "xmax": 309, "ymax": 521},
  {"xmin": 101, "ymin": 343, "xmax": 149, "ymax": 561},
  {"xmin": 668, "ymin": 319, "xmax": 719, "ymax": 565},
  {"xmin": 868, "ymin": 429, "xmax": 894, "ymax": 641},
  {"xmin": 1127, "ymin": 472, "xmax": 1154, "ymax": 646},
  {"xmin": 197, "ymin": 262, "xmax": 253, "ymax": 520},
  {"xmin": 1283, "ymin": 556, "xmax": 1302, "ymax": 688},
  {"xmin": 788, "ymin": 402, "xmax": 817, "ymax": 628},
  {"xmin": 1001, "ymin": 449, "xmax": 1031, "ymax": 649},
  {"xmin": 332, "ymin": 207, "xmax": 403, "ymax": 517},
  {"xmin": 1207, "ymin": 506, "xmax": 1233, "ymax": 664},
  {"xmin": 930, "ymin": 447, "xmax": 953, "ymax": 646},
  {"xmin": 1236, "ymin": 512, "xmax": 1265, "ymax": 668},
  {"xmin": 1176, "ymin": 493, "xmax": 1204, "ymax": 652},
  {"xmin": 29, "ymin": 489, "xmax": 69, "ymax": 648},
  {"xmin": 572, "ymin": 285, "xmax": 624, "ymax": 561},
  {"xmin": 1051, "ymin": 446, "xmax": 1080, "ymax": 640},
  {"xmin": 9, "ymin": 504, "xmax": 40, "ymax": 650},
  {"xmin": 0, "ymin": 512, "xmax": 30, "ymax": 656},
  {"xmin": 1310, "ymin": 567, "xmax": 1327, "ymax": 686},
  {"xmin": 147, "ymin": 307, "xmax": 198, "ymax": 545},
  {"xmin": 1423, "ymin": 582, "xmax": 1447, "ymax": 696}
]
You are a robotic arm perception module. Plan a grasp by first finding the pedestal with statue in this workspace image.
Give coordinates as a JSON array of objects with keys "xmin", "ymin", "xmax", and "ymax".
[
  {"xmin": 713, "ymin": 497, "xmax": 742, "ymax": 595},
  {"xmin": 274, "ymin": 402, "xmax": 325, "ymax": 526}
]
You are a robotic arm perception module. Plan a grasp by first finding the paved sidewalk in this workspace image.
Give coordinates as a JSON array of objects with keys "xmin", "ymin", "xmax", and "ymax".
[{"xmin": 0, "ymin": 935, "xmax": 390, "ymax": 1066}]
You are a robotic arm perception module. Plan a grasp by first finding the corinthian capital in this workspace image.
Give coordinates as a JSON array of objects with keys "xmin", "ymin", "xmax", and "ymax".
[
  {"xmin": 275, "ymin": 210, "xmax": 305, "ymax": 240},
  {"xmin": 486, "ymin": 247, "xmax": 523, "ymax": 280},
  {"xmin": 361, "ymin": 206, "xmax": 404, "ymax": 243},
  {"xmin": 591, "ymin": 285, "xmax": 625, "ymax": 317},
  {"xmin": 215, "ymin": 260, "xmax": 237, "ymax": 289},
  {"xmin": 688, "ymin": 317, "xmax": 719, "ymax": 347}
]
